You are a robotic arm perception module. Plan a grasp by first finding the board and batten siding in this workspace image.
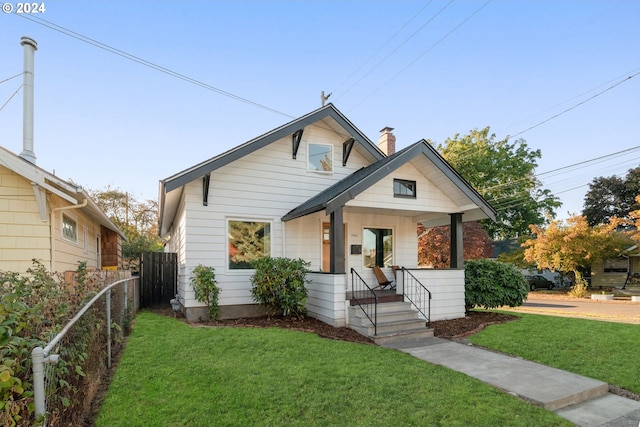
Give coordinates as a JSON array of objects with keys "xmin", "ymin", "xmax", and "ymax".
[{"xmin": 174, "ymin": 124, "xmax": 372, "ymax": 310}]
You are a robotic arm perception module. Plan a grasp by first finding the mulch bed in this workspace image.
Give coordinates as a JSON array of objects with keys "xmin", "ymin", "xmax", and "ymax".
[{"xmin": 191, "ymin": 310, "xmax": 520, "ymax": 343}]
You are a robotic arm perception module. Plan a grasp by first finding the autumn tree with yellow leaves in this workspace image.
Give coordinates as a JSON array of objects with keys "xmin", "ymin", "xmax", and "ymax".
[{"xmin": 522, "ymin": 215, "xmax": 633, "ymax": 297}]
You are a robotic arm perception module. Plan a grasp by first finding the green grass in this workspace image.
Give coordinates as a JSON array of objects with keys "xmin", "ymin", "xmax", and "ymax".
[
  {"xmin": 95, "ymin": 312, "xmax": 570, "ymax": 427},
  {"xmin": 470, "ymin": 312, "xmax": 640, "ymax": 393}
]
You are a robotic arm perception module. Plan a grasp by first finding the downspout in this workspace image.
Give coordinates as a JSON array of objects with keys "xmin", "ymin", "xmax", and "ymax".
[{"xmin": 50, "ymin": 199, "xmax": 88, "ymax": 271}]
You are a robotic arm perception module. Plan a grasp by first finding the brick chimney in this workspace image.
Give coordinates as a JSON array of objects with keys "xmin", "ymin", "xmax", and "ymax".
[{"xmin": 378, "ymin": 127, "xmax": 395, "ymax": 156}]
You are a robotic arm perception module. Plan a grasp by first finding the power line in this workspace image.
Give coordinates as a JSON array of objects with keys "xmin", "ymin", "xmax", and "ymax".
[
  {"xmin": 331, "ymin": 1, "xmax": 434, "ymax": 97},
  {"xmin": 335, "ymin": 0, "xmax": 454, "ymax": 101},
  {"xmin": 509, "ymin": 71, "xmax": 640, "ymax": 138},
  {"xmin": 348, "ymin": 0, "xmax": 492, "ymax": 113},
  {"xmin": 9, "ymin": 12, "xmax": 295, "ymax": 119}
]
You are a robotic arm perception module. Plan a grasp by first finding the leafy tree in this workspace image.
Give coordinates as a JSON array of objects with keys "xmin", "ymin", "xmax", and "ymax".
[
  {"xmin": 436, "ymin": 127, "xmax": 560, "ymax": 240},
  {"xmin": 88, "ymin": 186, "xmax": 163, "ymax": 260},
  {"xmin": 418, "ymin": 222, "xmax": 492, "ymax": 268},
  {"xmin": 522, "ymin": 215, "xmax": 633, "ymax": 296},
  {"xmin": 583, "ymin": 167, "xmax": 640, "ymax": 226}
]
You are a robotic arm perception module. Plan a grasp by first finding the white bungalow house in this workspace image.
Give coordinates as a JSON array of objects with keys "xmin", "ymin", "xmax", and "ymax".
[{"xmin": 158, "ymin": 104, "xmax": 496, "ymax": 338}]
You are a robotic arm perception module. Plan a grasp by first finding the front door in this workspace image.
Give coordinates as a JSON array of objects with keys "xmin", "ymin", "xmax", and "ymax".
[{"xmin": 322, "ymin": 222, "xmax": 346, "ymax": 272}]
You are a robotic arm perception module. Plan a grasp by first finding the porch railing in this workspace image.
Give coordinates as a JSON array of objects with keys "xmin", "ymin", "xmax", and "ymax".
[
  {"xmin": 401, "ymin": 268, "xmax": 432, "ymax": 326},
  {"xmin": 350, "ymin": 268, "xmax": 378, "ymax": 335}
]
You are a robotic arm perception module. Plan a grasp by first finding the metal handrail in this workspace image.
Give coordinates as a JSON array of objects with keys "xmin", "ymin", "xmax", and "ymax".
[
  {"xmin": 350, "ymin": 268, "xmax": 378, "ymax": 335},
  {"xmin": 401, "ymin": 268, "xmax": 432, "ymax": 327}
]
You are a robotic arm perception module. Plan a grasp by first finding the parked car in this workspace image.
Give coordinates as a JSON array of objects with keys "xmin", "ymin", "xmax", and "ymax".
[{"xmin": 526, "ymin": 274, "xmax": 554, "ymax": 291}]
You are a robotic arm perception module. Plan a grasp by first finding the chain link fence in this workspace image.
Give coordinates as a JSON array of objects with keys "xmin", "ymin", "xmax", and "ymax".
[{"xmin": 31, "ymin": 276, "xmax": 138, "ymax": 426}]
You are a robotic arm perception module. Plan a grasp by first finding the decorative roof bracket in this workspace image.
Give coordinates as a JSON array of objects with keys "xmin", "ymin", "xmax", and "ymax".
[
  {"xmin": 202, "ymin": 173, "xmax": 210, "ymax": 206},
  {"xmin": 292, "ymin": 129, "xmax": 304, "ymax": 159},
  {"xmin": 342, "ymin": 138, "xmax": 355, "ymax": 166}
]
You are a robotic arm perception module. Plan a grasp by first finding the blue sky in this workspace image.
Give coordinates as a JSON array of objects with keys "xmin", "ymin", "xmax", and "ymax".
[{"xmin": 1, "ymin": 1, "xmax": 638, "ymax": 219}]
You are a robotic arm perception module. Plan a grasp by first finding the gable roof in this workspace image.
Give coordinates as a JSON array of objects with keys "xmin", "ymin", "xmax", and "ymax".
[
  {"xmin": 159, "ymin": 103, "xmax": 386, "ymax": 235},
  {"xmin": 281, "ymin": 140, "xmax": 496, "ymax": 224},
  {"xmin": 0, "ymin": 145, "xmax": 126, "ymax": 239},
  {"xmin": 160, "ymin": 103, "xmax": 384, "ymax": 193}
]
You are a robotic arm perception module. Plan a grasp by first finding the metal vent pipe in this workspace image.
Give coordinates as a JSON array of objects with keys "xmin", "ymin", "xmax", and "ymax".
[{"xmin": 20, "ymin": 36, "xmax": 38, "ymax": 164}]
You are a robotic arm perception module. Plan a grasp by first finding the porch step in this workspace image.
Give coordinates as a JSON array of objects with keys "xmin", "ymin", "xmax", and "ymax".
[
  {"xmin": 348, "ymin": 302, "xmax": 433, "ymax": 345},
  {"xmin": 348, "ymin": 289, "xmax": 403, "ymax": 305}
]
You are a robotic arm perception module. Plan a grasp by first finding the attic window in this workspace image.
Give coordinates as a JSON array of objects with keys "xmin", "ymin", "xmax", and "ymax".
[
  {"xmin": 393, "ymin": 179, "xmax": 416, "ymax": 198},
  {"xmin": 308, "ymin": 143, "xmax": 333, "ymax": 173}
]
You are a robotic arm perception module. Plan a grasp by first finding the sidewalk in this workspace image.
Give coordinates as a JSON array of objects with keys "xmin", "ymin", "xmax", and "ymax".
[{"xmin": 381, "ymin": 337, "xmax": 640, "ymax": 427}]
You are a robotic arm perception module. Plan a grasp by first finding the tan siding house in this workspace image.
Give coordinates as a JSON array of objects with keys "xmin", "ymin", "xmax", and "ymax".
[{"xmin": 0, "ymin": 146, "xmax": 125, "ymax": 273}]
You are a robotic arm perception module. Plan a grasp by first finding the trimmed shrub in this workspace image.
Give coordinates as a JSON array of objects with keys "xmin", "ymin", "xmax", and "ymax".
[
  {"xmin": 250, "ymin": 257, "xmax": 310, "ymax": 319},
  {"xmin": 465, "ymin": 259, "xmax": 529, "ymax": 310},
  {"xmin": 190, "ymin": 265, "xmax": 220, "ymax": 319}
]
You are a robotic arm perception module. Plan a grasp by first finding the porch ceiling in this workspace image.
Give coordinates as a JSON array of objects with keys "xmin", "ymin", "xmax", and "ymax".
[{"xmin": 343, "ymin": 205, "xmax": 489, "ymax": 226}]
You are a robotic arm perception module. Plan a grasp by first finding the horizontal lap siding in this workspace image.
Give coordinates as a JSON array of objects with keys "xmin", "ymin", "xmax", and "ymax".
[
  {"xmin": 178, "ymin": 125, "xmax": 371, "ymax": 310},
  {"xmin": 306, "ymin": 273, "xmax": 347, "ymax": 327},
  {"xmin": 406, "ymin": 269, "xmax": 465, "ymax": 321},
  {"xmin": 347, "ymin": 163, "xmax": 457, "ymax": 212}
]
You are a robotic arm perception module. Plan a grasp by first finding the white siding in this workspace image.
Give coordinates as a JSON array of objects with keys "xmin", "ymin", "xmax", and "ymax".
[
  {"xmin": 346, "ymin": 163, "xmax": 457, "ymax": 212},
  {"xmin": 306, "ymin": 272, "xmax": 347, "ymax": 327},
  {"xmin": 403, "ymin": 269, "xmax": 466, "ymax": 321},
  {"xmin": 175, "ymin": 124, "xmax": 372, "ymax": 310}
]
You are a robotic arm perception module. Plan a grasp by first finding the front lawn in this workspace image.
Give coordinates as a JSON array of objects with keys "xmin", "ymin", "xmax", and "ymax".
[
  {"xmin": 470, "ymin": 311, "xmax": 640, "ymax": 394},
  {"xmin": 95, "ymin": 312, "xmax": 570, "ymax": 427}
]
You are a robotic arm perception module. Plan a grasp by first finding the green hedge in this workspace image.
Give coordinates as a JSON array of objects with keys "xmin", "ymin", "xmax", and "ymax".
[{"xmin": 465, "ymin": 259, "xmax": 528, "ymax": 310}]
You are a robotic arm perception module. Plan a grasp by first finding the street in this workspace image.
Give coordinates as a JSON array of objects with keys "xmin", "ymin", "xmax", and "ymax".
[{"xmin": 500, "ymin": 294, "xmax": 640, "ymax": 324}]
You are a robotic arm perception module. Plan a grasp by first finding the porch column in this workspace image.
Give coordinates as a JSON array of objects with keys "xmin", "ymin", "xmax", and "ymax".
[
  {"xmin": 330, "ymin": 207, "xmax": 345, "ymax": 274},
  {"xmin": 450, "ymin": 213, "xmax": 463, "ymax": 269}
]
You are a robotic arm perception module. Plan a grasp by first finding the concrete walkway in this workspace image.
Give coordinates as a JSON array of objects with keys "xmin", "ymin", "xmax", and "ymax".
[{"xmin": 381, "ymin": 337, "xmax": 640, "ymax": 427}]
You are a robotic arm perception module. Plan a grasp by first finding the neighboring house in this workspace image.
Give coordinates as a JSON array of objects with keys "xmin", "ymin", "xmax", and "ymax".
[
  {"xmin": 0, "ymin": 145, "xmax": 125, "ymax": 273},
  {"xmin": 0, "ymin": 36, "xmax": 125, "ymax": 274},
  {"xmin": 158, "ymin": 104, "xmax": 496, "ymax": 327}
]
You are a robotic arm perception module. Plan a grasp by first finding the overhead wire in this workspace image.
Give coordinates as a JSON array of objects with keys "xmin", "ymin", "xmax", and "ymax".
[
  {"xmin": 509, "ymin": 70, "xmax": 640, "ymax": 139},
  {"xmin": 8, "ymin": 12, "xmax": 295, "ymax": 119},
  {"xmin": 331, "ymin": 0, "xmax": 434, "ymax": 97},
  {"xmin": 334, "ymin": 0, "xmax": 454, "ymax": 101},
  {"xmin": 348, "ymin": 0, "xmax": 492, "ymax": 113}
]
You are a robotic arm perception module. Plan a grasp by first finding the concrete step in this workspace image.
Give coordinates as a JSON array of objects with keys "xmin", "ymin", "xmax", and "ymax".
[
  {"xmin": 347, "ymin": 302, "xmax": 431, "ymax": 344},
  {"xmin": 348, "ymin": 305, "xmax": 419, "ymax": 326}
]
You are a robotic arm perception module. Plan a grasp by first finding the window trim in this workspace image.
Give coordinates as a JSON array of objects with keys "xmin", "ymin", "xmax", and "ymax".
[
  {"xmin": 227, "ymin": 218, "xmax": 273, "ymax": 272},
  {"xmin": 307, "ymin": 142, "xmax": 333, "ymax": 173},
  {"xmin": 61, "ymin": 213, "xmax": 78, "ymax": 244},
  {"xmin": 393, "ymin": 179, "xmax": 417, "ymax": 198}
]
